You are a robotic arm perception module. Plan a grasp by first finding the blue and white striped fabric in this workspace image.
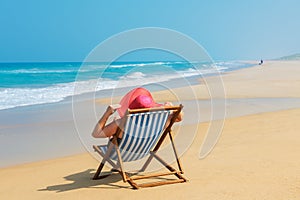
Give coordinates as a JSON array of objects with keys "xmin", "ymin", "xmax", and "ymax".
[{"xmin": 99, "ymin": 110, "xmax": 171, "ymax": 162}]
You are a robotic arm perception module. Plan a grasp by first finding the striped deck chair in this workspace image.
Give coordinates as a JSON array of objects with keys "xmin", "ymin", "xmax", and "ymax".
[{"xmin": 92, "ymin": 104, "xmax": 187, "ymax": 189}]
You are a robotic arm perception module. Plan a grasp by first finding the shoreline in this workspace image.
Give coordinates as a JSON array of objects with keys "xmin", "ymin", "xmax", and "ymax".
[{"xmin": 1, "ymin": 97, "xmax": 300, "ymax": 168}]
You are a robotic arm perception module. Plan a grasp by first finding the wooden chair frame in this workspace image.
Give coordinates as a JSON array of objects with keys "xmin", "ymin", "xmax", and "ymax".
[{"xmin": 92, "ymin": 104, "xmax": 187, "ymax": 189}]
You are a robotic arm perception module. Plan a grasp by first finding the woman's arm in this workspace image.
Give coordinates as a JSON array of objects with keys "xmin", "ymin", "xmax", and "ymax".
[{"xmin": 91, "ymin": 106, "xmax": 119, "ymax": 138}]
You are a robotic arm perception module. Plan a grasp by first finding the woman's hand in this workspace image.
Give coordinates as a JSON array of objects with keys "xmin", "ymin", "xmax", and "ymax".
[
  {"xmin": 105, "ymin": 105, "xmax": 115, "ymax": 115},
  {"xmin": 105, "ymin": 104, "xmax": 121, "ymax": 116},
  {"xmin": 164, "ymin": 102, "xmax": 173, "ymax": 106}
]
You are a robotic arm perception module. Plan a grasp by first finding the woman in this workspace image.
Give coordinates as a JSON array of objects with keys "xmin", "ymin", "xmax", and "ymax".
[{"xmin": 92, "ymin": 87, "xmax": 183, "ymax": 138}]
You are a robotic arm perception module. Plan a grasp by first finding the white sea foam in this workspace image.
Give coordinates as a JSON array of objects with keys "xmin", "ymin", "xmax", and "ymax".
[
  {"xmin": 0, "ymin": 85, "xmax": 73, "ymax": 110},
  {"xmin": 109, "ymin": 61, "xmax": 168, "ymax": 68},
  {"xmin": 121, "ymin": 72, "xmax": 146, "ymax": 79},
  {"xmin": 0, "ymin": 61, "xmax": 254, "ymax": 110},
  {"xmin": 0, "ymin": 80, "xmax": 115, "ymax": 110},
  {"xmin": 0, "ymin": 69, "xmax": 77, "ymax": 74},
  {"xmin": 0, "ymin": 68, "xmax": 201, "ymax": 110}
]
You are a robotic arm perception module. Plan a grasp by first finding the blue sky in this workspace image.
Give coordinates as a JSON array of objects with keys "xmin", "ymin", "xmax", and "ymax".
[{"xmin": 1, "ymin": 0, "xmax": 300, "ymax": 62}]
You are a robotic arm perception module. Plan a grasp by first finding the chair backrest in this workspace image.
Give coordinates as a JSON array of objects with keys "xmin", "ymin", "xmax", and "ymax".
[{"xmin": 109, "ymin": 106, "xmax": 181, "ymax": 162}]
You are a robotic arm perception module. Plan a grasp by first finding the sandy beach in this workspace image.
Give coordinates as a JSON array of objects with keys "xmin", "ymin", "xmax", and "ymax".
[{"xmin": 1, "ymin": 60, "xmax": 300, "ymax": 199}]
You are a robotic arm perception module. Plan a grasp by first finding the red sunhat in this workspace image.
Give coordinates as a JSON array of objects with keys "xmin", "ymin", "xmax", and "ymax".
[
  {"xmin": 129, "ymin": 95, "xmax": 162, "ymax": 109},
  {"xmin": 117, "ymin": 87, "xmax": 162, "ymax": 117}
]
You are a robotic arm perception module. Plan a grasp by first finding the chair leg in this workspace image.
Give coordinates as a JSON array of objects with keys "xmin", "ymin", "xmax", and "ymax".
[
  {"xmin": 93, "ymin": 142, "xmax": 115, "ymax": 180},
  {"xmin": 140, "ymin": 129, "xmax": 171, "ymax": 172},
  {"xmin": 115, "ymin": 146, "xmax": 127, "ymax": 182},
  {"xmin": 140, "ymin": 153, "xmax": 154, "ymax": 172},
  {"xmin": 93, "ymin": 161, "xmax": 106, "ymax": 179},
  {"xmin": 93, "ymin": 145, "xmax": 119, "ymax": 169},
  {"xmin": 152, "ymin": 153, "xmax": 187, "ymax": 181},
  {"xmin": 126, "ymin": 153, "xmax": 187, "ymax": 189},
  {"xmin": 168, "ymin": 131, "xmax": 183, "ymax": 173}
]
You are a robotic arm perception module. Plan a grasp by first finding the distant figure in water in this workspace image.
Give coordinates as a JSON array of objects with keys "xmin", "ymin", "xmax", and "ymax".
[{"xmin": 259, "ymin": 59, "xmax": 264, "ymax": 65}]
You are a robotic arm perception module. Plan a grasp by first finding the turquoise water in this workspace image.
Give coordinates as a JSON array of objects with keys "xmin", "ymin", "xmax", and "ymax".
[{"xmin": 0, "ymin": 61, "xmax": 254, "ymax": 110}]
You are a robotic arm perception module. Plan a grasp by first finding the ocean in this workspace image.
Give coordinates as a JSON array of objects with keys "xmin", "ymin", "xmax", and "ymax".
[{"xmin": 0, "ymin": 61, "xmax": 255, "ymax": 110}]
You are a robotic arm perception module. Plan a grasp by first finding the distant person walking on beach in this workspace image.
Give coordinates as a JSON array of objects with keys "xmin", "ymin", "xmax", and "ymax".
[{"xmin": 92, "ymin": 87, "xmax": 183, "ymax": 139}]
